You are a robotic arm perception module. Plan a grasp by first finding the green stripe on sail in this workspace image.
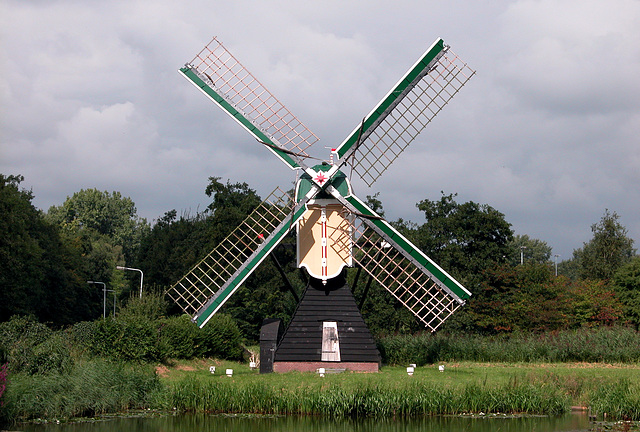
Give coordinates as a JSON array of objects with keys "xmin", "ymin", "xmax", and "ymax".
[
  {"xmin": 180, "ymin": 67, "xmax": 300, "ymax": 170},
  {"xmin": 194, "ymin": 204, "xmax": 307, "ymax": 327},
  {"xmin": 336, "ymin": 39, "xmax": 445, "ymax": 159},
  {"xmin": 346, "ymin": 195, "xmax": 470, "ymax": 301}
]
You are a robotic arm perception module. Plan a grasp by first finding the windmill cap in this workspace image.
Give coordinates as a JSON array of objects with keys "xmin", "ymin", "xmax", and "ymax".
[{"xmin": 295, "ymin": 164, "xmax": 351, "ymax": 201}]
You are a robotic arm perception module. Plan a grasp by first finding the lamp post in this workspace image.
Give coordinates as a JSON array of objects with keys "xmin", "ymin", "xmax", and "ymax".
[
  {"xmin": 87, "ymin": 281, "xmax": 107, "ymax": 318},
  {"xmin": 116, "ymin": 266, "xmax": 144, "ymax": 298},
  {"xmin": 554, "ymin": 254, "xmax": 560, "ymax": 276},
  {"xmin": 520, "ymin": 246, "xmax": 527, "ymax": 265}
]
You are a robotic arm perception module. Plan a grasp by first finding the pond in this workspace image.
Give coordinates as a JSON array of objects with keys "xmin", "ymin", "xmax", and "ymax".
[{"xmin": 21, "ymin": 412, "xmax": 594, "ymax": 432}]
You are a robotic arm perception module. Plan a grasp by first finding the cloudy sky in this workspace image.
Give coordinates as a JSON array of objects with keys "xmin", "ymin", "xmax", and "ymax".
[{"xmin": 1, "ymin": 0, "xmax": 639, "ymax": 261}]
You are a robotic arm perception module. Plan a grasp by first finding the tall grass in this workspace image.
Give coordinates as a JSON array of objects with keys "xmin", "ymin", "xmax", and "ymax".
[
  {"xmin": 163, "ymin": 376, "xmax": 569, "ymax": 417},
  {"xmin": 378, "ymin": 326, "xmax": 640, "ymax": 365},
  {"xmin": 4, "ymin": 362, "xmax": 639, "ymax": 422},
  {"xmin": 589, "ymin": 379, "xmax": 640, "ymax": 420},
  {"xmin": 2, "ymin": 359, "xmax": 161, "ymax": 421}
]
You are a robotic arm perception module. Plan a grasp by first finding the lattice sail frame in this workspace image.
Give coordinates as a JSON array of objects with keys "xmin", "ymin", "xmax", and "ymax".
[
  {"xmin": 350, "ymin": 219, "xmax": 462, "ymax": 332},
  {"xmin": 172, "ymin": 37, "xmax": 475, "ymax": 331},
  {"xmin": 184, "ymin": 37, "xmax": 319, "ymax": 159},
  {"xmin": 167, "ymin": 187, "xmax": 296, "ymax": 321},
  {"xmin": 340, "ymin": 47, "xmax": 475, "ymax": 187}
]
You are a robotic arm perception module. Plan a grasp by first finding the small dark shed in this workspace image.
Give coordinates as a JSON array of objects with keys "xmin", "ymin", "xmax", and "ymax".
[{"xmin": 259, "ymin": 318, "xmax": 282, "ymax": 374}]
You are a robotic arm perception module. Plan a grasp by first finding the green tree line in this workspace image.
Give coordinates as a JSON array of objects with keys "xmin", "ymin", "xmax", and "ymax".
[{"xmin": 1, "ymin": 173, "xmax": 639, "ymax": 339}]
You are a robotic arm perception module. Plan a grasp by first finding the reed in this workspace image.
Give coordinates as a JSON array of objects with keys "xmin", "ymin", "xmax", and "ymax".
[
  {"xmin": 163, "ymin": 375, "xmax": 569, "ymax": 417},
  {"xmin": 378, "ymin": 327, "xmax": 640, "ymax": 365},
  {"xmin": 2, "ymin": 359, "xmax": 161, "ymax": 421},
  {"xmin": 588, "ymin": 379, "xmax": 640, "ymax": 420},
  {"xmin": 4, "ymin": 360, "xmax": 640, "ymax": 423}
]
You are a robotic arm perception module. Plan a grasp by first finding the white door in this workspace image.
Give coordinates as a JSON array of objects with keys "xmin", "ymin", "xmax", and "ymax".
[{"xmin": 321, "ymin": 321, "xmax": 341, "ymax": 362}]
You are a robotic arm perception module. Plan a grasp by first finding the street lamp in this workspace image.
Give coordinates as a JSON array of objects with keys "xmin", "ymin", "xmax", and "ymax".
[
  {"xmin": 116, "ymin": 266, "xmax": 144, "ymax": 298},
  {"xmin": 520, "ymin": 246, "xmax": 527, "ymax": 265},
  {"xmin": 554, "ymin": 254, "xmax": 560, "ymax": 276},
  {"xmin": 87, "ymin": 281, "xmax": 110, "ymax": 319}
]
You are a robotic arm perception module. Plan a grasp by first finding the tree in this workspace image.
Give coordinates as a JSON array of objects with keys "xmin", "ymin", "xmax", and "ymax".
[
  {"xmin": 137, "ymin": 210, "xmax": 211, "ymax": 288},
  {"xmin": 139, "ymin": 178, "xmax": 263, "ymax": 290},
  {"xmin": 612, "ymin": 256, "xmax": 640, "ymax": 329},
  {"xmin": 572, "ymin": 210, "xmax": 635, "ymax": 280},
  {"xmin": 569, "ymin": 279, "xmax": 622, "ymax": 327},
  {"xmin": 365, "ymin": 192, "xmax": 385, "ymax": 217},
  {"xmin": 0, "ymin": 174, "xmax": 48, "ymax": 321},
  {"xmin": 202, "ymin": 177, "xmax": 296, "ymax": 340},
  {"xmin": 507, "ymin": 234, "xmax": 552, "ymax": 265},
  {"xmin": 456, "ymin": 262, "xmax": 622, "ymax": 333},
  {"xmin": 46, "ymin": 189, "xmax": 150, "ymax": 299},
  {"xmin": 46, "ymin": 189, "xmax": 149, "ymax": 263},
  {"xmin": 411, "ymin": 192, "xmax": 513, "ymax": 283},
  {"xmin": 137, "ymin": 177, "xmax": 301, "ymax": 340},
  {"xmin": 0, "ymin": 174, "xmax": 99, "ymax": 324},
  {"xmin": 461, "ymin": 263, "xmax": 571, "ymax": 333},
  {"xmin": 204, "ymin": 177, "xmax": 262, "ymax": 245}
]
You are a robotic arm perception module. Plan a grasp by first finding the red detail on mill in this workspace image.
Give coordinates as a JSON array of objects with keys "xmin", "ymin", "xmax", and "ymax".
[{"xmin": 314, "ymin": 172, "xmax": 328, "ymax": 185}]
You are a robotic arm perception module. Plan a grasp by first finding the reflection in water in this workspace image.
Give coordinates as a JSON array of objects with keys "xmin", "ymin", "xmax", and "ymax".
[{"xmin": 22, "ymin": 412, "xmax": 591, "ymax": 432}]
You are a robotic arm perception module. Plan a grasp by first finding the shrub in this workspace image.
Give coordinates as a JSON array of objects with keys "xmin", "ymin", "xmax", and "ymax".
[
  {"xmin": 0, "ymin": 316, "xmax": 53, "ymax": 373},
  {"xmin": 157, "ymin": 315, "xmax": 200, "ymax": 359},
  {"xmin": 196, "ymin": 314, "xmax": 243, "ymax": 360},
  {"xmin": 158, "ymin": 313, "xmax": 243, "ymax": 360},
  {"xmin": 0, "ymin": 363, "xmax": 7, "ymax": 426},
  {"xmin": 29, "ymin": 332, "xmax": 73, "ymax": 375},
  {"xmin": 69, "ymin": 320, "xmax": 97, "ymax": 355},
  {"xmin": 90, "ymin": 317, "xmax": 160, "ymax": 362},
  {"xmin": 118, "ymin": 290, "xmax": 168, "ymax": 321},
  {"xmin": 81, "ymin": 312, "xmax": 243, "ymax": 362},
  {"xmin": 0, "ymin": 363, "xmax": 7, "ymax": 402}
]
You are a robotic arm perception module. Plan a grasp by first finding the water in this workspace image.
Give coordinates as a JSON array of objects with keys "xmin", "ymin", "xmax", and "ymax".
[{"xmin": 21, "ymin": 412, "xmax": 592, "ymax": 432}]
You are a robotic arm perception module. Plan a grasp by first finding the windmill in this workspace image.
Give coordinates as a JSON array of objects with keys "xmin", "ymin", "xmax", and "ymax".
[{"xmin": 167, "ymin": 37, "xmax": 475, "ymax": 372}]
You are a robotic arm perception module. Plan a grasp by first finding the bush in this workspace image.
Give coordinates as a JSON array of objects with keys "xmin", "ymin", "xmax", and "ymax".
[
  {"xmin": 157, "ymin": 313, "xmax": 243, "ymax": 360},
  {"xmin": 0, "ymin": 316, "xmax": 73, "ymax": 376},
  {"xmin": 74, "ymin": 312, "xmax": 243, "ymax": 362},
  {"xmin": 0, "ymin": 363, "xmax": 7, "ymax": 402},
  {"xmin": 157, "ymin": 315, "xmax": 200, "ymax": 359},
  {"xmin": 69, "ymin": 320, "xmax": 97, "ymax": 355},
  {"xmin": 29, "ymin": 332, "xmax": 73, "ymax": 375},
  {"xmin": 118, "ymin": 290, "xmax": 168, "ymax": 321},
  {"xmin": 90, "ymin": 317, "xmax": 160, "ymax": 362},
  {"xmin": 196, "ymin": 314, "xmax": 243, "ymax": 360}
]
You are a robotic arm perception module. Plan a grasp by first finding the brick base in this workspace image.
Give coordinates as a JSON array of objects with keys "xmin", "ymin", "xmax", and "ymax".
[{"xmin": 273, "ymin": 361, "xmax": 379, "ymax": 373}]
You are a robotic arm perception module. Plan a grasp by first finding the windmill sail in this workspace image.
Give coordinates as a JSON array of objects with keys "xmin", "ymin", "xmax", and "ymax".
[
  {"xmin": 327, "ymin": 187, "xmax": 470, "ymax": 332},
  {"xmin": 335, "ymin": 38, "xmax": 475, "ymax": 186},
  {"xmin": 179, "ymin": 37, "xmax": 319, "ymax": 170},
  {"xmin": 351, "ymin": 219, "xmax": 466, "ymax": 332},
  {"xmin": 167, "ymin": 187, "xmax": 306, "ymax": 328},
  {"xmin": 172, "ymin": 37, "xmax": 474, "ymax": 335}
]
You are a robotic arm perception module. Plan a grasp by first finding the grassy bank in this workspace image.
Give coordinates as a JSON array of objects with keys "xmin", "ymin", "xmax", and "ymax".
[
  {"xmin": 155, "ymin": 359, "xmax": 640, "ymax": 419},
  {"xmin": 164, "ymin": 375, "xmax": 568, "ymax": 417},
  {"xmin": 3, "ymin": 359, "xmax": 640, "ymax": 424},
  {"xmin": 1, "ymin": 359, "xmax": 162, "ymax": 424}
]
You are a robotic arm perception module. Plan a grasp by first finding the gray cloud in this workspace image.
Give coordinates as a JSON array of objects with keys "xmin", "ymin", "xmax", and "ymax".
[{"xmin": 1, "ymin": 0, "xmax": 639, "ymax": 261}]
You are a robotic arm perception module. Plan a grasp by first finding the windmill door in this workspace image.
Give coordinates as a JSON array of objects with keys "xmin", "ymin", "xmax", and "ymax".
[{"xmin": 321, "ymin": 321, "xmax": 341, "ymax": 361}]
